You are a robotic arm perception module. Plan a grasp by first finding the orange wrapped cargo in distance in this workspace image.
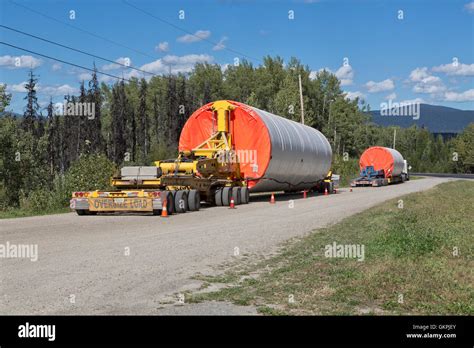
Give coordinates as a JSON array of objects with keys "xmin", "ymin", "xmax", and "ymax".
[
  {"xmin": 359, "ymin": 146, "xmax": 405, "ymax": 178},
  {"xmin": 179, "ymin": 101, "xmax": 332, "ymax": 192}
]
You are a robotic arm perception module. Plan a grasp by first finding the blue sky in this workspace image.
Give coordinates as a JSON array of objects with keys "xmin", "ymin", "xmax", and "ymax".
[{"xmin": 1, "ymin": 0, "xmax": 473, "ymax": 113}]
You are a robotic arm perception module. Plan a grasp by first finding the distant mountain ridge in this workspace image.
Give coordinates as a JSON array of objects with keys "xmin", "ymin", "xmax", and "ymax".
[{"xmin": 369, "ymin": 104, "xmax": 474, "ymax": 134}]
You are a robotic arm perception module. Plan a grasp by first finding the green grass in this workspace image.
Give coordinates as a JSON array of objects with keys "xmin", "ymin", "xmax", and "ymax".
[
  {"xmin": 0, "ymin": 206, "xmax": 70, "ymax": 219},
  {"xmin": 408, "ymin": 175, "xmax": 425, "ymax": 181},
  {"xmin": 189, "ymin": 180, "xmax": 474, "ymax": 315}
]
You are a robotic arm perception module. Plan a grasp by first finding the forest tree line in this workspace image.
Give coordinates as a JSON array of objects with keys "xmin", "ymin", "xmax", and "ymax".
[{"xmin": 0, "ymin": 56, "xmax": 473, "ymax": 212}]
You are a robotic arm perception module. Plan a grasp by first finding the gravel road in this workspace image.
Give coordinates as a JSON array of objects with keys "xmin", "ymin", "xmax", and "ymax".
[{"xmin": 0, "ymin": 177, "xmax": 455, "ymax": 314}]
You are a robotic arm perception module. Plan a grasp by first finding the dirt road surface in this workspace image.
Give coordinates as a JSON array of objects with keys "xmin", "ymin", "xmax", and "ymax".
[{"xmin": 0, "ymin": 177, "xmax": 455, "ymax": 314}]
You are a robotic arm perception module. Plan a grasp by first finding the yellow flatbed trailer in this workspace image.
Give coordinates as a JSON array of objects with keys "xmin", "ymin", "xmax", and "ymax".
[{"xmin": 69, "ymin": 100, "xmax": 334, "ymax": 216}]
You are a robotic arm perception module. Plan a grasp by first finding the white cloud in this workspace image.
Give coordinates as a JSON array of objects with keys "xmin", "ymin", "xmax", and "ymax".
[
  {"xmin": 177, "ymin": 30, "xmax": 211, "ymax": 43},
  {"xmin": 0, "ymin": 55, "xmax": 42, "ymax": 69},
  {"xmin": 6, "ymin": 82, "xmax": 28, "ymax": 93},
  {"xmin": 409, "ymin": 67, "xmax": 445, "ymax": 95},
  {"xmin": 51, "ymin": 63, "xmax": 62, "ymax": 71},
  {"xmin": 6, "ymin": 82, "xmax": 78, "ymax": 96},
  {"xmin": 156, "ymin": 41, "xmax": 170, "ymax": 52},
  {"xmin": 309, "ymin": 71, "xmax": 318, "ymax": 80},
  {"xmin": 365, "ymin": 79, "xmax": 395, "ymax": 93},
  {"xmin": 399, "ymin": 97, "xmax": 425, "ymax": 104},
  {"xmin": 409, "ymin": 67, "xmax": 440, "ymax": 83},
  {"xmin": 126, "ymin": 54, "xmax": 214, "ymax": 79},
  {"xmin": 385, "ymin": 92, "xmax": 397, "ymax": 100},
  {"xmin": 413, "ymin": 83, "xmax": 446, "ymax": 94},
  {"xmin": 213, "ymin": 37, "xmax": 228, "ymax": 51},
  {"xmin": 464, "ymin": 1, "xmax": 474, "ymax": 13},
  {"xmin": 40, "ymin": 84, "xmax": 78, "ymax": 96},
  {"xmin": 78, "ymin": 72, "xmax": 92, "ymax": 81},
  {"xmin": 102, "ymin": 57, "xmax": 132, "ymax": 71},
  {"xmin": 443, "ymin": 89, "xmax": 474, "ymax": 102},
  {"xmin": 335, "ymin": 65, "xmax": 353, "ymax": 86},
  {"xmin": 345, "ymin": 91, "xmax": 365, "ymax": 101},
  {"xmin": 312, "ymin": 66, "xmax": 353, "ymax": 84},
  {"xmin": 432, "ymin": 62, "xmax": 474, "ymax": 76}
]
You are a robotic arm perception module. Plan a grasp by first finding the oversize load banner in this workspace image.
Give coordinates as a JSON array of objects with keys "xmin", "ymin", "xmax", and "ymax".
[{"xmin": 89, "ymin": 198, "xmax": 153, "ymax": 211}]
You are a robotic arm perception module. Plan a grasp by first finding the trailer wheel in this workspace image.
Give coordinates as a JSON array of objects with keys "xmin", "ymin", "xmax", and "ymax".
[
  {"xmin": 215, "ymin": 188, "xmax": 223, "ymax": 206},
  {"xmin": 165, "ymin": 191, "xmax": 175, "ymax": 214},
  {"xmin": 188, "ymin": 190, "xmax": 201, "ymax": 211},
  {"xmin": 231, "ymin": 187, "xmax": 241, "ymax": 205},
  {"xmin": 241, "ymin": 187, "xmax": 249, "ymax": 204},
  {"xmin": 152, "ymin": 209, "xmax": 161, "ymax": 216},
  {"xmin": 222, "ymin": 187, "xmax": 232, "ymax": 206},
  {"xmin": 174, "ymin": 190, "xmax": 188, "ymax": 213},
  {"xmin": 76, "ymin": 209, "xmax": 86, "ymax": 216}
]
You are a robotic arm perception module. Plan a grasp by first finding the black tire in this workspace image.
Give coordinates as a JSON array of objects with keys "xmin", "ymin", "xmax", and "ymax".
[
  {"xmin": 231, "ymin": 187, "xmax": 241, "ymax": 205},
  {"xmin": 188, "ymin": 190, "xmax": 201, "ymax": 211},
  {"xmin": 174, "ymin": 190, "xmax": 188, "ymax": 213},
  {"xmin": 76, "ymin": 209, "xmax": 86, "ymax": 216},
  {"xmin": 241, "ymin": 187, "xmax": 250, "ymax": 204},
  {"xmin": 222, "ymin": 187, "xmax": 232, "ymax": 206},
  {"xmin": 164, "ymin": 191, "xmax": 174, "ymax": 214},
  {"xmin": 215, "ymin": 188, "xmax": 223, "ymax": 206},
  {"xmin": 152, "ymin": 209, "xmax": 161, "ymax": 216}
]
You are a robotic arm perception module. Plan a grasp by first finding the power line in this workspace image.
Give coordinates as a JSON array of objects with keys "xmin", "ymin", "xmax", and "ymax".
[
  {"xmin": 121, "ymin": 0, "xmax": 262, "ymax": 64},
  {"xmin": 0, "ymin": 41, "xmax": 132, "ymax": 83},
  {"xmin": 8, "ymin": 0, "xmax": 158, "ymax": 60},
  {"xmin": 0, "ymin": 24, "xmax": 157, "ymax": 77}
]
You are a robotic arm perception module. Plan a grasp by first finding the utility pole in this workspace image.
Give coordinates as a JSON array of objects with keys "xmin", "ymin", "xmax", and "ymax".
[
  {"xmin": 298, "ymin": 74, "xmax": 304, "ymax": 125},
  {"xmin": 393, "ymin": 128, "xmax": 397, "ymax": 149}
]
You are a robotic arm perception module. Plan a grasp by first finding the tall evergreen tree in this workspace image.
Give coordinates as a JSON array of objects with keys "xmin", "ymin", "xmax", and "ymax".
[
  {"xmin": 165, "ymin": 75, "xmax": 178, "ymax": 148},
  {"xmin": 22, "ymin": 70, "xmax": 40, "ymax": 135},
  {"xmin": 88, "ymin": 64, "xmax": 104, "ymax": 153},
  {"xmin": 110, "ymin": 81, "xmax": 127, "ymax": 164},
  {"xmin": 138, "ymin": 78, "xmax": 149, "ymax": 161}
]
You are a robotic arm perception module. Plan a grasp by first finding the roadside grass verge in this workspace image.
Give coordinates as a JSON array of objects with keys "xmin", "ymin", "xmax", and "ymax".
[
  {"xmin": 0, "ymin": 207, "xmax": 70, "ymax": 219},
  {"xmin": 188, "ymin": 180, "xmax": 474, "ymax": 315},
  {"xmin": 407, "ymin": 175, "xmax": 425, "ymax": 180}
]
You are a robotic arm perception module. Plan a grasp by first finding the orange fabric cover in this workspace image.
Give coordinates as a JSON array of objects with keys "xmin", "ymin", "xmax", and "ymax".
[
  {"xmin": 178, "ymin": 101, "xmax": 271, "ymax": 188},
  {"xmin": 359, "ymin": 146, "xmax": 395, "ymax": 178}
]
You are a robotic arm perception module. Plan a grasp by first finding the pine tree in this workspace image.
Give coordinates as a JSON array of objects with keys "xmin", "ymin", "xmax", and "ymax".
[
  {"xmin": 152, "ymin": 92, "xmax": 160, "ymax": 143},
  {"xmin": 111, "ymin": 81, "xmax": 127, "ymax": 164},
  {"xmin": 165, "ymin": 75, "xmax": 178, "ymax": 148},
  {"xmin": 22, "ymin": 70, "xmax": 40, "ymax": 135},
  {"xmin": 46, "ymin": 98, "xmax": 55, "ymax": 176},
  {"xmin": 88, "ymin": 64, "xmax": 103, "ymax": 153},
  {"xmin": 138, "ymin": 78, "xmax": 149, "ymax": 161},
  {"xmin": 177, "ymin": 75, "xmax": 188, "ymax": 143}
]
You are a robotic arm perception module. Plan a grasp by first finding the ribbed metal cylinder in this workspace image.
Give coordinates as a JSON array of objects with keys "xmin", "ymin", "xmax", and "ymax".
[
  {"xmin": 383, "ymin": 147, "xmax": 405, "ymax": 177},
  {"xmin": 249, "ymin": 106, "xmax": 332, "ymax": 192},
  {"xmin": 179, "ymin": 101, "xmax": 333, "ymax": 193},
  {"xmin": 359, "ymin": 146, "xmax": 405, "ymax": 178}
]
